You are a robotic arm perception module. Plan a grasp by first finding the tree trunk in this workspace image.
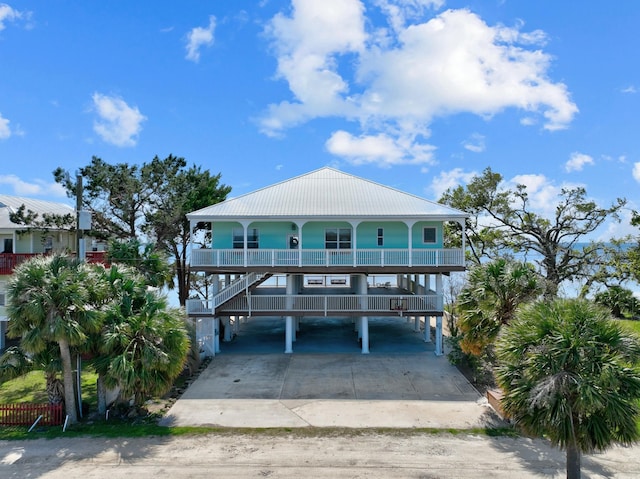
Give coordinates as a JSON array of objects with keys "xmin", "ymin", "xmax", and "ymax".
[
  {"xmin": 97, "ymin": 374, "xmax": 107, "ymax": 415},
  {"xmin": 45, "ymin": 372, "xmax": 65, "ymax": 405},
  {"xmin": 566, "ymin": 443, "xmax": 581, "ymax": 479},
  {"xmin": 58, "ymin": 338, "xmax": 78, "ymax": 424}
]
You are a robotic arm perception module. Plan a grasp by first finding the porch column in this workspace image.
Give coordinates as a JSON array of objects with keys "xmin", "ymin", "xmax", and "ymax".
[
  {"xmin": 405, "ymin": 221, "xmax": 416, "ymax": 268},
  {"xmin": 285, "ymin": 274, "xmax": 294, "ymax": 353},
  {"xmin": 296, "ymin": 221, "xmax": 305, "ymax": 267},
  {"xmin": 414, "ymin": 316, "xmax": 421, "ymax": 332},
  {"xmin": 243, "ymin": 224, "xmax": 248, "ymax": 267},
  {"xmin": 349, "ymin": 220, "xmax": 361, "ymax": 267},
  {"xmin": 435, "ymin": 274, "xmax": 444, "ymax": 356}
]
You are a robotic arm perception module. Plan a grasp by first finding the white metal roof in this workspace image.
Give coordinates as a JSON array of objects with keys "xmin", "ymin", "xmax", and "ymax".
[
  {"xmin": 0, "ymin": 195, "xmax": 74, "ymax": 230},
  {"xmin": 188, "ymin": 167, "xmax": 468, "ymax": 221}
]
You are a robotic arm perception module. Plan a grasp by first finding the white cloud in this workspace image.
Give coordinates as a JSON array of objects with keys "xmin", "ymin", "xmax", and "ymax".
[
  {"xmin": 597, "ymin": 207, "xmax": 639, "ymax": 241},
  {"xmin": 91, "ymin": 93, "xmax": 146, "ymax": 147},
  {"xmin": 261, "ymin": 4, "xmax": 578, "ymax": 167},
  {"xmin": 261, "ymin": 0, "xmax": 366, "ymax": 135},
  {"xmin": 185, "ymin": 15, "xmax": 216, "ymax": 63},
  {"xmin": 565, "ymin": 152, "xmax": 594, "ymax": 172},
  {"xmin": 429, "ymin": 167, "xmax": 478, "ymax": 199},
  {"xmin": 0, "ymin": 3, "xmax": 22, "ymax": 30},
  {"xmin": 0, "ymin": 112, "xmax": 10, "ymax": 139},
  {"xmin": 633, "ymin": 162, "xmax": 640, "ymax": 183},
  {"xmin": 462, "ymin": 133, "xmax": 485, "ymax": 153},
  {"xmin": 507, "ymin": 173, "xmax": 579, "ymax": 217},
  {"xmin": 326, "ymin": 130, "xmax": 435, "ymax": 167},
  {"xmin": 621, "ymin": 85, "xmax": 637, "ymax": 94},
  {"xmin": 0, "ymin": 174, "xmax": 67, "ymax": 197},
  {"xmin": 358, "ymin": 9, "xmax": 577, "ymax": 129}
]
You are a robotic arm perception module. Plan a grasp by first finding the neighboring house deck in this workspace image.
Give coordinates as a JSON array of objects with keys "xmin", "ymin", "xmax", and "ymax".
[
  {"xmin": 0, "ymin": 195, "xmax": 106, "ymax": 351},
  {"xmin": 186, "ymin": 167, "xmax": 469, "ymax": 356}
]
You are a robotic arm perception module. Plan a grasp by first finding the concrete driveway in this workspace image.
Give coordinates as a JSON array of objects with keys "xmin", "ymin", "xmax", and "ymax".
[{"xmin": 161, "ymin": 316, "xmax": 505, "ymax": 429}]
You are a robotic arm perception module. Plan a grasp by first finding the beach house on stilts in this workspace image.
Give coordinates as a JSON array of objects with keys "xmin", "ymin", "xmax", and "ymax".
[{"xmin": 186, "ymin": 167, "xmax": 468, "ymax": 356}]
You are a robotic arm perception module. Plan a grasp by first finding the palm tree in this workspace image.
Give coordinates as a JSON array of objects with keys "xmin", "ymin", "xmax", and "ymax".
[
  {"xmin": 594, "ymin": 285, "xmax": 639, "ymax": 319},
  {"xmin": 495, "ymin": 298, "xmax": 640, "ymax": 479},
  {"xmin": 456, "ymin": 258, "xmax": 542, "ymax": 357},
  {"xmin": 6, "ymin": 255, "xmax": 103, "ymax": 424},
  {"xmin": 97, "ymin": 271, "xmax": 190, "ymax": 409}
]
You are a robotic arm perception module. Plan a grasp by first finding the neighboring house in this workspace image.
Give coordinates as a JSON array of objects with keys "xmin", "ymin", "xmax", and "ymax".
[
  {"xmin": 0, "ymin": 195, "xmax": 106, "ymax": 350},
  {"xmin": 186, "ymin": 167, "xmax": 468, "ymax": 356}
]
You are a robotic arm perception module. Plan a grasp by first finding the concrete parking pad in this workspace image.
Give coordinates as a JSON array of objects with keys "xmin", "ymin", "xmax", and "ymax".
[{"xmin": 161, "ymin": 316, "xmax": 503, "ymax": 429}]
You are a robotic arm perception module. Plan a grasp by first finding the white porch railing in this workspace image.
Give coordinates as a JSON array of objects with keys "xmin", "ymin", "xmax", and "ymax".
[
  {"xmin": 186, "ymin": 294, "xmax": 443, "ymax": 316},
  {"xmin": 191, "ymin": 248, "xmax": 464, "ymax": 268}
]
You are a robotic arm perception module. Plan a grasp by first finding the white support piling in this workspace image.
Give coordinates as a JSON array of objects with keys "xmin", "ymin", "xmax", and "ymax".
[{"xmin": 361, "ymin": 316, "xmax": 370, "ymax": 354}]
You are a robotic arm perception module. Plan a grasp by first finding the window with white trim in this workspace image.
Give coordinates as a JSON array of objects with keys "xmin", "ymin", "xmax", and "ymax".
[
  {"xmin": 423, "ymin": 227, "xmax": 436, "ymax": 244},
  {"xmin": 377, "ymin": 227, "xmax": 384, "ymax": 246},
  {"xmin": 233, "ymin": 228, "xmax": 259, "ymax": 249},
  {"xmin": 325, "ymin": 228, "xmax": 351, "ymax": 249}
]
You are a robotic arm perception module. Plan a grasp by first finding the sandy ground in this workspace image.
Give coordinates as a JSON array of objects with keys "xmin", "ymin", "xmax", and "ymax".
[
  {"xmin": 2, "ymin": 432, "xmax": 640, "ymax": 478},
  {"xmin": 5, "ymin": 321, "xmax": 639, "ymax": 478}
]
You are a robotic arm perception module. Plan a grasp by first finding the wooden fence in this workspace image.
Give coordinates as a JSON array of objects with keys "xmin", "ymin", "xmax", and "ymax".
[{"xmin": 0, "ymin": 403, "xmax": 64, "ymax": 426}]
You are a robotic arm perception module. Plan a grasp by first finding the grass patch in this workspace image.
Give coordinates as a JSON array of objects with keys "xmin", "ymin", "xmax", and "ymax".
[
  {"xmin": 0, "ymin": 367, "xmax": 99, "ymax": 408},
  {"xmin": 0, "ymin": 423, "xmax": 519, "ymax": 441},
  {"xmin": 0, "ymin": 370, "xmax": 49, "ymax": 403},
  {"xmin": 617, "ymin": 319, "xmax": 640, "ymax": 336}
]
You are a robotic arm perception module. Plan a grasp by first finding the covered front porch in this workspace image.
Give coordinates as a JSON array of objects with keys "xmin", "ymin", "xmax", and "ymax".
[{"xmin": 190, "ymin": 247, "xmax": 465, "ymax": 271}]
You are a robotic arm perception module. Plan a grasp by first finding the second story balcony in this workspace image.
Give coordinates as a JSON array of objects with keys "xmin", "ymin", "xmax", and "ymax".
[
  {"xmin": 191, "ymin": 248, "xmax": 465, "ymax": 272},
  {"xmin": 0, "ymin": 251, "xmax": 110, "ymax": 276},
  {"xmin": 0, "ymin": 253, "xmax": 39, "ymax": 275}
]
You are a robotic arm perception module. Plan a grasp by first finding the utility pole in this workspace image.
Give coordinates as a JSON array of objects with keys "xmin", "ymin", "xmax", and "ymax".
[
  {"xmin": 76, "ymin": 174, "xmax": 85, "ymax": 262},
  {"xmin": 75, "ymin": 173, "xmax": 84, "ymax": 419}
]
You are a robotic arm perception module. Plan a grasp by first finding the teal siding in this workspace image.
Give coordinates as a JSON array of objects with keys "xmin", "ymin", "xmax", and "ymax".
[
  {"xmin": 212, "ymin": 222, "xmax": 240, "ymax": 249},
  {"xmin": 252, "ymin": 222, "xmax": 296, "ymax": 249},
  {"xmin": 211, "ymin": 220, "xmax": 443, "ymax": 249},
  {"xmin": 213, "ymin": 221, "xmax": 298, "ymax": 249},
  {"xmin": 357, "ymin": 222, "xmax": 407, "ymax": 248}
]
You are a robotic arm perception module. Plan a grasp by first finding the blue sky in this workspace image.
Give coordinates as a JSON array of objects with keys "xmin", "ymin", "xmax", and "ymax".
[{"xmin": 1, "ymin": 0, "xmax": 639, "ymax": 239}]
